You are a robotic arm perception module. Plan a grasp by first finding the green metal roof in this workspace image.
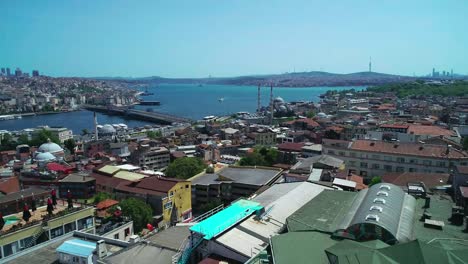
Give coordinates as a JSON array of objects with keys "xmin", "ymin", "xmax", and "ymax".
[
  {"xmin": 286, "ymin": 189, "xmax": 358, "ymax": 233},
  {"xmin": 271, "ymin": 232, "xmax": 338, "ymax": 264}
]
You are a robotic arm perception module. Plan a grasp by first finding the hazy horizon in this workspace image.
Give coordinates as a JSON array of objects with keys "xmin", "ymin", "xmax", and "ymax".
[{"xmin": 1, "ymin": 0, "xmax": 467, "ymax": 78}]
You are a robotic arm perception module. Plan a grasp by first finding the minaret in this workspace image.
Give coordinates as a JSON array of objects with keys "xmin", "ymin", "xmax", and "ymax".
[
  {"xmin": 94, "ymin": 112, "xmax": 99, "ymax": 140},
  {"xmin": 257, "ymin": 84, "xmax": 261, "ymax": 113},
  {"xmin": 270, "ymin": 84, "xmax": 274, "ymax": 125},
  {"xmin": 369, "ymin": 57, "xmax": 372, "ymax": 72}
]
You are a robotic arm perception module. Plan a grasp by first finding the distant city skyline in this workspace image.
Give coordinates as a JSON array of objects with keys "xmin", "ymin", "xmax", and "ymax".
[{"xmin": 1, "ymin": 0, "xmax": 467, "ymax": 78}]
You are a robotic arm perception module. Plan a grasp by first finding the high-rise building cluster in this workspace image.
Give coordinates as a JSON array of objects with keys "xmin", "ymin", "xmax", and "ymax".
[
  {"xmin": 0, "ymin": 67, "xmax": 40, "ymax": 78},
  {"xmin": 432, "ymin": 67, "xmax": 453, "ymax": 78}
]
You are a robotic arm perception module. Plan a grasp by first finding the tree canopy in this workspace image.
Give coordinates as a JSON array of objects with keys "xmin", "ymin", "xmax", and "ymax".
[
  {"xmin": 369, "ymin": 176, "xmax": 382, "ymax": 187},
  {"xmin": 239, "ymin": 147, "xmax": 279, "ymax": 167},
  {"xmin": 367, "ymin": 80, "xmax": 468, "ymax": 98},
  {"xmin": 119, "ymin": 198, "xmax": 153, "ymax": 233},
  {"xmin": 166, "ymin": 157, "xmax": 207, "ymax": 179},
  {"xmin": 64, "ymin": 139, "xmax": 76, "ymax": 154}
]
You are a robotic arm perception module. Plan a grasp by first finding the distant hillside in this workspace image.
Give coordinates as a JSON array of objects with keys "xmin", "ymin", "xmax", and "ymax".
[{"xmin": 99, "ymin": 71, "xmax": 417, "ymax": 87}]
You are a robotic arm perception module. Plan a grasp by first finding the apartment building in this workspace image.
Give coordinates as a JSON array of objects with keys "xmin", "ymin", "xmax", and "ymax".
[
  {"xmin": 322, "ymin": 139, "xmax": 468, "ymax": 180},
  {"xmin": 129, "ymin": 145, "xmax": 170, "ymax": 170}
]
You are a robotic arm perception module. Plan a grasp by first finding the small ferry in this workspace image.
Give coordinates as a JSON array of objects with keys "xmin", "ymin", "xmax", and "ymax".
[{"xmin": 141, "ymin": 87, "xmax": 154, "ymax": 96}]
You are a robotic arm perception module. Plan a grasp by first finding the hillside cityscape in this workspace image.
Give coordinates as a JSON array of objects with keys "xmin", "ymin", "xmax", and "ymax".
[{"xmin": 1, "ymin": 1, "xmax": 468, "ymax": 264}]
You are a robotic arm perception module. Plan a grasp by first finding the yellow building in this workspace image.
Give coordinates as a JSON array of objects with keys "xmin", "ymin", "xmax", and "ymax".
[
  {"xmin": 161, "ymin": 180, "xmax": 192, "ymax": 224},
  {"xmin": 0, "ymin": 205, "xmax": 94, "ymax": 260}
]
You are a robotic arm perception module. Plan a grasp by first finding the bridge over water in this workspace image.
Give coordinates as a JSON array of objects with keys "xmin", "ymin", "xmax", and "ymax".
[{"xmin": 82, "ymin": 104, "xmax": 192, "ymax": 124}]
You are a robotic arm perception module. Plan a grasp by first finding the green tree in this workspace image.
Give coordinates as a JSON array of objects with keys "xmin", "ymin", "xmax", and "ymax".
[
  {"xmin": 147, "ymin": 130, "xmax": 162, "ymax": 139},
  {"xmin": 239, "ymin": 147, "xmax": 278, "ymax": 167},
  {"xmin": 17, "ymin": 134, "xmax": 30, "ymax": 145},
  {"xmin": 93, "ymin": 192, "xmax": 113, "ymax": 204},
  {"xmin": 64, "ymin": 139, "xmax": 76, "ymax": 154},
  {"xmin": 166, "ymin": 157, "xmax": 207, "ymax": 179},
  {"xmin": 0, "ymin": 133, "xmax": 16, "ymax": 151},
  {"xmin": 306, "ymin": 110, "xmax": 316, "ymax": 118},
  {"xmin": 463, "ymin": 137, "xmax": 468, "ymax": 151},
  {"xmin": 369, "ymin": 176, "xmax": 382, "ymax": 187},
  {"xmin": 120, "ymin": 198, "xmax": 153, "ymax": 232},
  {"xmin": 30, "ymin": 129, "xmax": 60, "ymax": 146}
]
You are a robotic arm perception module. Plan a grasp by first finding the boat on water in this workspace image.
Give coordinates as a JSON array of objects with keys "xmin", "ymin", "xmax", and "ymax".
[
  {"xmin": 0, "ymin": 114, "xmax": 22, "ymax": 121},
  {"xmin": 141, "ymin": 87, "xmax": 154, "ymax": 96},
  {"xmin": 218, "ymin": 97, "xmax": 225, "ymax": 102}
]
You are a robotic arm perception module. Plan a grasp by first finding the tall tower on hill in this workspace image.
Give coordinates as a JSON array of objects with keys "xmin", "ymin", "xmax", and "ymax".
[{"xmin": 369, "ymin": 57, "xmax": 372, "ymax": 72}]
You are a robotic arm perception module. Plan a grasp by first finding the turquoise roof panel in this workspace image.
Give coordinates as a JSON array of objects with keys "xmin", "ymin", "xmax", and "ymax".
[
  {"xmin": 190, "ymin": 199, "xmax": 263, "ymax": 240},
  {"xmin": 56, "ymin": 239, "xmax": 96, "ymax": 258}
]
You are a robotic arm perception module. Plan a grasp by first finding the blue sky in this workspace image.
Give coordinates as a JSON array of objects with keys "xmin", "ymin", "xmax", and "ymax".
[{"xmin": 1, "ymin": 0, "xmax": 466, "ymax": 77}]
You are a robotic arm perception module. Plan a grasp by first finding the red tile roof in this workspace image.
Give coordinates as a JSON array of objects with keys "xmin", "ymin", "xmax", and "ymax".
[
  {"xmin": 96, "ymin": 199, "xmax": 119, "ymax": 210},
  {"xmin": 456, "ymin": 166, "xmax": 468, "ymax": 174},
  {"xmin": 382, "ymin": 172, "xmax": 450, "ymax": 188},
  {"xmin": 135, "ymin": 176, "xmax": 184, "ymax": 193},
  {"xmin": 278, "ymin": 142, "xmax": 305, "ymax": 152},
  {"xmin": 0, "ymin": 176, "xmax": 20, "ymax": 194},
  {"xmin": 350, "ymin": 140, "xmax": 468, "ymax": 159},
  {"xmin": 380, "ymin": 124, "xmax": 409, "ymax": 129},
  {"xmin": 295, "ymin": 118, "xmax": 320, "ymax": 128},
  {"xmin": 407, "ymin": 124, "xmax": 454, "ymax": 136},
  {"xmin": 460, "ymin": 186, "xmax": 468, "ymax": 198}
]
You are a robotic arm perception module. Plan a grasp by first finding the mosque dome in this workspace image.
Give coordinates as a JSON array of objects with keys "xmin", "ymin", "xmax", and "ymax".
[
  {"xmin": 35, "ymin": 151, "xmax": 56, "ymax": 162},
  {"xmin": 38, "ymin": 140, "xmax": 63, "ymax": 154},
  {"xmin": 99, "ymin": 124, "xmax": 117, "ymax": 134},
  {"xmin": 317, "ymin": 112, "xmax": 327, "ymax": 118},
  {"xmin": 273, "ymin": 97, "xmax": 285, "ymax": 104}
]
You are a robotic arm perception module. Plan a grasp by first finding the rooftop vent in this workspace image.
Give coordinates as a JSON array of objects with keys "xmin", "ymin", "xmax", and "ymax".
[
  {"xmin": 376, "ymin": 191, "xmax": 389, "ymax": 197},
  {"xmin": 373, "ymin": 198, "xmax": 386, "ymax": 204},
  {"xmin": 379, "ymin": 185, "xmax": 391, "ymax": 191},
  {"xmin": 369, "ymin": 206, "xmax": 383, "ymax": 212},
  {"xmin": 365, "ymin": 214, "xmax": 380, "ymax": 222}
]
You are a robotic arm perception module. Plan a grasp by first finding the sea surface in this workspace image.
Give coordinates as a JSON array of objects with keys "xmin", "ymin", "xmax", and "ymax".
[{"xmin": 0, "ymin": 84, "xmax": 363, "ymax": 133}]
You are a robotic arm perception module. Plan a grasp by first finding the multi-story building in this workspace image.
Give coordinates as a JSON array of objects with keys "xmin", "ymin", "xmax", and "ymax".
[
  {"xmin": 0, "ymin": 200, "xmax": 94, "ymax": 260},
  {"xmin": 191, "ymin": 166, "xmax": 282, "ymax": 209},
  {"xmin": 129, "ymin": 145, "xmax": 170, "ymax": 170},
  {"xmin": 322, "ymin": 139, "xmax": 468, "ymax": 180},
  {"xmin": 90, "ymin": 166, "xmax": 192, "ymax": 226},
  {"xmin": 249, "ymin": 130, "xmax": 277, "ymax": 146},
  {"xmin": 59, "ymin": 173, "xmax": 96, "ymax": 200},
  {"xmin": 36, "ymin": 126, "xmax": 73, "ymax": 143}
]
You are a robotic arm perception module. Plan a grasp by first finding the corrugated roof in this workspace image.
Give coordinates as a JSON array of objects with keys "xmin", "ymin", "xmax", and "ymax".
[
  {"xmin": 271, "ymin": 232, "xmax": 337, "ymax": 264},
  {"xmin": 98, "ymin": 165, "xmax": 121, "ymax": 175},
  {"xmin": 114, "ymin": 171, "xmax": 147, "ymax": 182},
  {"xmin": 56, "ymin": 239, "xmax": 96, "ymax": 258},
  {"xmin": 287, "ymin": 190, "xmax": 357, "ymax": 233}
]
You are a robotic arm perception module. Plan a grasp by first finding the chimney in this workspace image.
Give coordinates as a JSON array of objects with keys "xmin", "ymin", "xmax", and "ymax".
[{"xmin": 96, "ymin": 240, "xmax": 108, "ymax": 259}]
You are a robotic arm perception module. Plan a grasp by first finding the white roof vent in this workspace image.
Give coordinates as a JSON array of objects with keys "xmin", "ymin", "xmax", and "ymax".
[
  {"xmin": 365, "ymin": 214, "xmax": 380, "ymax": 222},
  {"xmin": 369, "ymin": 206, "xmax": 383, "ymax": 212},
  {"xmin": 376, "ymin": 191, "xmax": 389, "ymax": 197},
  {"xmin": 379, "ymin": 185, "xmax": 391, "ymax": 191},
  {"xmin": 373, "ymin": 198, "xmax": 386, "ymax": 204}
]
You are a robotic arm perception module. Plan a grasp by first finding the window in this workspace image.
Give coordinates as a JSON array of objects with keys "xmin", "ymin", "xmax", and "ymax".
[
  {"xmin": 360, "ymin": 162, "xmax": 368, "ymax": 168},
  {"xmin": 437, "ymin": 161, "xmax": 446, "ymax": 167},
  {"xmin": 396, "ymin": 167, "xmax": 404, "ymax": 172},
  {"xmin": 423, "ymin": 160, "xmax": 432, "ymax": 166},
  {"xmin": 396, "ymin": 157, "xmax": 405, "ymax": 163},
  {"xmin": 328, "ymin": 150, "xmax": 335, "ymax": 155},
  {"xmin": 371, "ymin": 155, "xmax": 380, "ymax": 160},
  {"xmin": 365, "ymin": 214, "xmax": 380, "ymax": 221},
  {"xmin": 372, "ymin": 164, "xmax": 380, "ymax": 170},
  {"xmin": 384, "ymin": 165, "xmax": 392, "ymax": 172},
  {"xmin": 125, "ymin": 228, "xmax": 130, "ymax": 237},
  {"xmin": 3, "ymin": 241, "xmax": 19, "ymax": 257},
  {"xmin": 409, "ymin": 168, "xmax": 417, "ymax": 172},
  {"xmin": 350, "ymin": 152, "xmax": 357, "ymax": 158},
  {"xmin": 114, "ymin": 233, "xmax": 119, "ymax": 240},
  {"xmin": 339, "ymin": 151, "xmax": 346, "ymax": 156},
  {"xmin": 384, "ymin": 156, "xmax": 392, "ymax": 161},
  {"xmin": 409, "ymin": 159, "xmax": 417, "ymax": 164},
  {"xmin": 50, "ymin": 226, "xmax": 64, "ymax": 239},
  {"xmin": 348, "ymin": 161, "xmax": 356, "ymax": 166},
  {"xmin": 185, "ymin": 184, "xmax": 189, "ymax": 189}
]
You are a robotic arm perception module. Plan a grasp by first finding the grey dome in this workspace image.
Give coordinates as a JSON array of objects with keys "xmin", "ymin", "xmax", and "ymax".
[
  {"xmin": 100, "ymin": 124, "xmax": 117, "ymax": 134},
  {"xmin": 274, "ymin": 97, "xmax": 285, "ymax": 104},
  {"xmin": 38, "ymin": 141, "xmax": 63, "ymax": 154},
  {"xmin": 35, "ymin": 151, "xmax": 56, "ymax": 162}
]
